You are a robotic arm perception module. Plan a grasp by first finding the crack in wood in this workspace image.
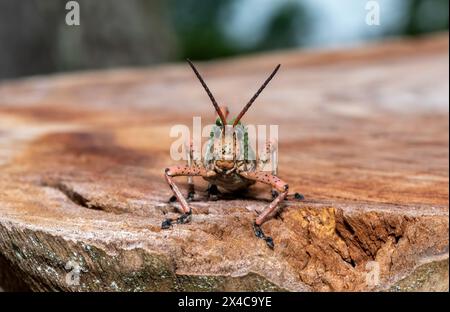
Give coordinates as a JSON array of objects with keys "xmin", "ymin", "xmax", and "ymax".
[{"xmin": 42, "ymin": 181, "xmax": 104, "ymax": 211}]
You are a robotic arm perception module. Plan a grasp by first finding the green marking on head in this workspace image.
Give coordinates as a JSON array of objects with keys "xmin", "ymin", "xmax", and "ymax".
[
  {"xmin": 231, "ymin": 117, "xmax": 242, "ymax": 126},
  {"xmin": 215, "ymin": 117, "xmax": 243, "ymax": 127}
]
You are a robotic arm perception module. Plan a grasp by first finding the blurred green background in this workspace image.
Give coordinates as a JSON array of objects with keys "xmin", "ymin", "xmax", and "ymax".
[{"xmin": 0, "ymin": 0, "xmax": 448, "ymax": 80}]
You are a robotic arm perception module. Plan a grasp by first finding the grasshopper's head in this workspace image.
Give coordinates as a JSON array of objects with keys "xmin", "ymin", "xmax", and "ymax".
[
  {"xmin": 210, "ymin": 112, "xmax": 246, "ymax": 172},
  {"xmin": 186, "ymin": 59, "xmax": 280, "ymax": 172}
]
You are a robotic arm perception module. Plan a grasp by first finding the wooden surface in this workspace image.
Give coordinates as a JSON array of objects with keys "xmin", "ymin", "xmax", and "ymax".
[{"xmin": 0, "ymin": 34, "xmax": 448, "ymax": 291}]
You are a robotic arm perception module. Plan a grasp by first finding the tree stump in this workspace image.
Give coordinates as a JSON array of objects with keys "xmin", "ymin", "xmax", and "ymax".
[{"xmin": 0, "ymin": 34, "xmax": 448, "ymax": 292}]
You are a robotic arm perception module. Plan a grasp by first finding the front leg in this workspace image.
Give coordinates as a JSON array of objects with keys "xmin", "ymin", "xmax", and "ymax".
[
  {"xmin": 239, "ymin": 171, "xmax": 289, "ymax": 249},
  {"xmin": 162, "ymin": 165, "xmax": 207, "ymax": 229}
]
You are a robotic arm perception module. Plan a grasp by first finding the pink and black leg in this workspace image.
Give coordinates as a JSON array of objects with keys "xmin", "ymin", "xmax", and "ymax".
[
  {"xmin": 168, "ymin": 142, "xmax": 196, "ymax": 203},
  {"xmin": 239, "ymin": 171, "xmax": 289, "ymax": 249},
  {"xmin": 262, "ymin": 141, "xmax": 304, "ymax": 201},
  {"xmin": 186, "ymin": 141, "xmax": 196, "ymax": 201},
  {"xmin": 163, "ymin": 166, "xmax": 206, "ymax": 229}
]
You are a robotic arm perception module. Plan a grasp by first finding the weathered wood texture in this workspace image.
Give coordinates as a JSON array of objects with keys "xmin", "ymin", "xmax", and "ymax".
[{"xmin": 0, "ymin": 34, "xmax": 448, "ymax": 291}]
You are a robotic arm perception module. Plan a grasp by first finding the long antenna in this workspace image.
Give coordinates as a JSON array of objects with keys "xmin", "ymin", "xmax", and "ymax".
[
  {"xmin": 233, "ymin": 64, "xmax": 281, "ymax": 127},
  {"xmin": 186, "ymin": 59, "xmax": 227, "ymax": 126}
]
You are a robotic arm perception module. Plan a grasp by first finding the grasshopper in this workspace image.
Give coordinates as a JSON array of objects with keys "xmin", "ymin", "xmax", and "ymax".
[{"xmin": 162, "ymin": 59, "xmax": 303, "ymax": 248}]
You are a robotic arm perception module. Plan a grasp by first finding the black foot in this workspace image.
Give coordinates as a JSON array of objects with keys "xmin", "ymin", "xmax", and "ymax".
[
  {"xmin": 265, "ymin": 236, "xmax": 274, "ymax": 249},
  {"xmin": 168, "ymin": 195, "xmax": 177, "ymax": 203},
  {"xmin": 253, "ymin": 223, "xmax": 274, "ymax": 249},
  {"xmin": 294, "ymin": 192, "xmax": 305, "ymax": 200},
  {"xmin": 161, "ymin": 211, "xmax": 192, "ymax": 229},
  {"xmin": 207, "ymin": 184, "xmax": 220, "ymax": 201},
  {"xmin": 176, "ymin": 212, "xmax": 192, "ymax": 224},
  {"xmin": 161, "ymin": 219, "xmax": 172, "ymax": 229}
]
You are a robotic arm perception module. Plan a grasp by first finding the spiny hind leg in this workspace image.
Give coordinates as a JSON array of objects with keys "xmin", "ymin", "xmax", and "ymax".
[
  {"xmin": 239, "ymin": 171, "xmax": 289, "ymax": 249},
  {"xmin": 268, "ymin": 140, "xmax": 280, "ymax": 199},
  {"xmin": 186, "ymin": 141, "xmax": 196, "ymax": 201},
  {"xmin": 260, "ymin": 140, "xmax": 305, "ymax": 201},
  {"xmin": 258, "ymin": 140, "xmax": 280, "ymax": 200},
  {"xmin": 168, "ymin": 141, "xmax": 196, "ymax": 203},
  {"xmin": 162, "ymin": 166, "xmax": 206, "ymax": 229}
]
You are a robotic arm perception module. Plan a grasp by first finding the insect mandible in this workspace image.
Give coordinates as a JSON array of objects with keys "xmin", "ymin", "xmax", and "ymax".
[{"xmin": 162, "ymin": 59, "xmax": 304, "ymax": 249}]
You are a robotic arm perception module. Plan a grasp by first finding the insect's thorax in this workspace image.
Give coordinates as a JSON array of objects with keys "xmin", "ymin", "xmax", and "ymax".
[{"xmin": 203, "ymin": 171, "xmax": 255, "ymax": 192}]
